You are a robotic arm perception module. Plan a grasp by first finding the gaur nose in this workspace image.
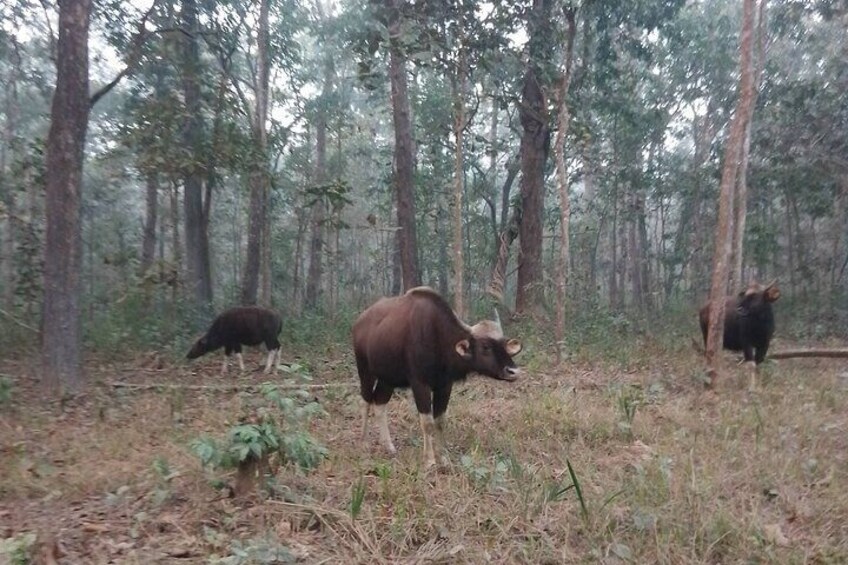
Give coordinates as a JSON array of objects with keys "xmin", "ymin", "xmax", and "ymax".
[{"xmin": 506, "ymin": 367, "xmax": 520, "ymax": 377}]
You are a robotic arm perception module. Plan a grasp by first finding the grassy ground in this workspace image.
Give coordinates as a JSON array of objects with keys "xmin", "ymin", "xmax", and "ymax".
[{"xmin": 1, "ymin": 337, "xmax": 847, "ymax": 564}]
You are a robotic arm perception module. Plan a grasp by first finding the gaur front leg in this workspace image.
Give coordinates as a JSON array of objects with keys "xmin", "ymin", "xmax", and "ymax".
[
  {"xmin": 372, "ymin": 382, "xmax": 396, "ymax": 454},
  {"xmin": 743, "ymin": 345, "xmax": 757, "ymax": 390},
  {"xmin": 432, "ymin": 383, "xmax": 453, "ymax": 466},
  {"xmin": 410, "ymin": 379, "xmax": 436, "ymax": 468}
]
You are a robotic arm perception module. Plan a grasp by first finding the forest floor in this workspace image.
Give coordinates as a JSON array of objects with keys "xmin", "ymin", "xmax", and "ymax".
[{"xmin": 1, "ymin": 338, "xmax": 847, "ymax": 564}]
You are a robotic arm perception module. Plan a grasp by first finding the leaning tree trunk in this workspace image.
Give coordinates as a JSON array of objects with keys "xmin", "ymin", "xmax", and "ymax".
[
  {"xmin": 41, "ymin": 0, "xmax": 92, "ymax": 392},
  {"xmin": 705, "ymin": 0, "xmax": 759, "ymax": 387},
  {"xmin": 553, "ymin": 7, "xmax": 576, "ymax": 364},
  {"xmin": 729, "ymin": 0, "xmax": 767, "ymax": 292},
  {"xmin": 386, "ymin": 0, "xmax": 420, "ymax": 291}
]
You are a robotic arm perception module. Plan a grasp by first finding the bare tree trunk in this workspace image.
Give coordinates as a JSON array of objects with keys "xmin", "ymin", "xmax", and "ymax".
[
  {"xmin": 386, "ymin": 0, "xmax": 420, "ymax": 291},
  {"xmin": 41, "ymin": 0, "xmax": 92, "ymax": 392},
  {"xmin": 240, "ymin": 0, "xmax": 272, "ymax": 307},
  {"xmin": 140, "ymin": 173, "xmax": 158, "ymax": 275},
  {"xmin": 180, "ymin": 0, "xmax": 212, "ymax": 308},
  {"xmin": 729, "ymin": 0, "xmax": 767, "ymax": 292},
  {"xmin": 170, "ymin": 180, "xmax": 181, "ymax": 304},
  {"xmin": 705, "ymin": 0, "xmax": 759, "ymax": 387},
  {"xmin": 554, "ymin": 7, "xmax": 576, "ymax": 365},
  {"xmin": 2, "ymin": 49, "xmax": 20, "ymax": 310},
  {"xmin": 451, "ymin": 46, "xmax": 467, "ymax": 318}
]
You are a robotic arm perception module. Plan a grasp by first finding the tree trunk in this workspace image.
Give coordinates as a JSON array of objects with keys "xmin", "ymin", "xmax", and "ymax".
[
  {"xmin": 180, "ymin": 0, "xmax": 212, "ymax": 309},
  {"xmin": 386, "ymin": 0, "xmax": 420, "ymax": 291},
  {"xmin": 451, "ymin": 47, "xmax": 467, "ymax": 318},
  {"xmin": 554, "ymin": 8, "xmax": 576, "ymax": 364},
  {"xmin": 140, "ymin": 173, "xmax": 158, "ymax": 276},
  {"xmin": 240, "ymin": 0, "xmax": 272, "ymax": 307},
  {"xmin": 41, "ymin": 0, "xmax": 92, "ymax": 392},
  {"xmin": 705, "ymin": 0, "xmax": 759, "ymax": 387},
  {"xmin": 170, "ymin": 180, "xmax": 181, "ymax": 304},
  {"xmin": 2, "ymin": 51, "xmax": 20, "ymax": 310}
]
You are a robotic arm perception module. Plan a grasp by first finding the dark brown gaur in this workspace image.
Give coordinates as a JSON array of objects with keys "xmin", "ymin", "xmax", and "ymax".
[
  {"xmin": 186, "ymin": 306, "xmax": 283, "ymax": 375},
  {"xmin": 699, "ymin": 280, "xmax": 780, "ymax": 387},
  {"xmin": 352, "ymin": 287, "xmax": 523, "ymax": 467}
]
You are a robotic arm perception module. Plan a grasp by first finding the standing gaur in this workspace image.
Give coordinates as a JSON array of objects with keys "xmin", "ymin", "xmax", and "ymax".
[
  {"xmin": 186, "ymin": 306, "xmax": 283, "ymax": 375},
  {"xmin": 353, "ymin": 286, "xmax": 523, "ymax": 468},
  {"xmin": 699, "ymin": 280, "xmax": 780, "ymax": 388}
]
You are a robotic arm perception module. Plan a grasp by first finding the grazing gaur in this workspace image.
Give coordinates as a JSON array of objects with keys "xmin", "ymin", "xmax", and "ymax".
[
  {"xmin": 186, "ymin": 306, "xmax": 283, "ymax": 375},
  {"xmin": 699, "ymin": 280, "xmax": 780, "ymax": 387},
  {"xmin": 353, "ymin": 286, "xmax": 523, "ymax": 468}
]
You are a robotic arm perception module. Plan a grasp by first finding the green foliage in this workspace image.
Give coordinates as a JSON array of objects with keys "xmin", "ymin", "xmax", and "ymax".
[
  {"xmin": 191, "ymin": 374, "xmax": 328, "ymax": 487},
  {"xmin": 208, "ymin": 537, "xmax": 296, "ymax": 565},
  {"xmin": 0, "ymin": 532, "xmax": 36, "ymax": 565},
  {"xmin": 349, "ymin": 477, "xmax": 366, "ymax": 519}
]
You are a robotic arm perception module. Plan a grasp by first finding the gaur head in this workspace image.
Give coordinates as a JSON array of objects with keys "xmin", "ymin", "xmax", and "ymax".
[
  {"xmin": 186, "ymin": 335, "xmax": 213, "ymax": 359},
  {"xmin": 455, "ymin": 311, "xmax": 523, "ymax": 382},
  {"xmin": 736, "ymin": 280, "xmax": 780, "ymax": 316}
]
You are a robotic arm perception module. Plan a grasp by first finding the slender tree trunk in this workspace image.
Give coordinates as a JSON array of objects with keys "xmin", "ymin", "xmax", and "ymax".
[
  {"xmin": 140, "ymin": 173, "xmax": 158, "ymax": 275},
  {"xmin": 730, "ymin": 0, "xmax": 767, "ymax": 292},
  {"xmin": 170, "ymin": 180, "xmax": 181, "ymax": 304},
  {"xmin": 705, "ymin": 0, "xmax": 759, "ymax": 386},
  {"xmin": 554, "ymin": 8, "xmax": 576, "ymax": 364},
  {"xmin": 386, "ymin": 0, "xmax": 420, "ymax": 291},
  {"xmin": 451, "ymin": 46, "xmax": 467, "ymax": 318},
  {"xmin": 240, "ymin": 0, "xmax": 272, "ymax": 306},
  {"xmin": 2, "ymin": 53, "xmax": 20, "ymax": 310},
  {"xmin": 180, "ymin": 0, "xmax": 212, "ymax": 309},
  {"xmin": 41, "ymin": 0, "xmax": 92, "ymax": 392}
]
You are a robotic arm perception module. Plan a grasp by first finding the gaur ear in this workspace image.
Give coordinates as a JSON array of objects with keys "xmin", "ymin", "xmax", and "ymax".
[
  {"xmin": 505, "ymin": 339, "xmax": 522, "ymax": 356},
  {"xmin": 765, "ymin": 286, "xmax": 781, "ymax": 302},
  {"xmin": 455, "ymin": 339, "xmax": 472, "ymax": 359}
]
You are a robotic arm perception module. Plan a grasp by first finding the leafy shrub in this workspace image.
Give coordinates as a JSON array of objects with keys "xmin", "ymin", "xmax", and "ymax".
[{"xmin": 191, "ymin": 371, "xmax": 327, "ymax": 495}]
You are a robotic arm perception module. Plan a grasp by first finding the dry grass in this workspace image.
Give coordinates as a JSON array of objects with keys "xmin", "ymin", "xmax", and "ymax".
[{"xmin": 1, "ymin": 345, "xmax": 847, "ymax": 564}]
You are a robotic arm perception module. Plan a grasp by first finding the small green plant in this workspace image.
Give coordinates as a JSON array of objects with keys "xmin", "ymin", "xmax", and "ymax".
[
  {"xmin": 349, "ymin": 477, "xmax": 366, "ymax": 519},
  {"xmin": 0, "ymin": 532, "xmax": 37, "ymax": 565},
  {"xmin": 151, "ymin": 457, "xmax": 179, "ymax": 506},
  {"xmin": 615, "ymin": 387, "xmax": 642, "ymax": 439},
  {"xmin": 192, "ymin": 377, "xmax": 327, "ymax": 496},
  {"xmin": 209, "ymin": 537, "xmax": 296, "ymax": 564}
]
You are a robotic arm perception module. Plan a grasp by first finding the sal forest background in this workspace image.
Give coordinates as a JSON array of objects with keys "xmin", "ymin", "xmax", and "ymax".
[{"xmin": 0, "ymin": 0, "xmax": 846, "ymax": 391}]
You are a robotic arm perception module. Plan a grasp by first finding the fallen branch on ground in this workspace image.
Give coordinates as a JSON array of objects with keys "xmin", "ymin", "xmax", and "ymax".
[
  {"xmin": 768, "ymin": 349, "xmax": 848, "ymax": 360},
  {"xmin": 0, "ymin": 307, "xmax": 39, "ymax": 333},
  {"xmin": 105, "ymin": 381, "xmax": 356, "ymax": 392}
]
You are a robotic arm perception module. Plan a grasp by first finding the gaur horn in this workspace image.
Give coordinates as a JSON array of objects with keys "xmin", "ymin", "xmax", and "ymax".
[
  {"xmin": 765, "ymin": 278, "xmax": 777, "ymax": 289},
  {"xmin": 493, "ymin": 307, "xmax": 502, "ymax": 331}
]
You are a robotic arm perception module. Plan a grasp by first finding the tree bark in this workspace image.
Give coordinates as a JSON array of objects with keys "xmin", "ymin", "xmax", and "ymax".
[
  {"xmin": 729, "ymin": 0, "xmax": 767, "ymax": 292},
  {"xmin": 386, "ymin": 0, "xmax": 420, "ymax": 291},
  {"xmin": 140, "ymin": 173, "xmax": 158, "ymax": 276},
  {"xmin": 180, "ymin": 0, "xmax": 213, "ymax": 309},
  {"xmin": 41, "ymin": 0, "xmax": 92, "ymax": 392},
  {"xmin": 451, "ymin": 46, "xmax": 467, "ymax": 318},
  {"xmin": 241, "ymin": 0, "xmax": 272, "ymax": 307},
  {"xmin": 705, "ymin": 0, "xmax": 759, "ymax": 387},
  {"xmin": 554, "ymin": 8, "xmax": 576, "ymax": 364}
]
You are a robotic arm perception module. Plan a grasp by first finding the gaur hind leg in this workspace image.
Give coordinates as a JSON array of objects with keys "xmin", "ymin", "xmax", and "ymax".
[
  {"xmin": 432, "ymin": 383, "xmax": 454, "ymax": 466},
  {"xmin": 743, "ymin": 345, "xmax": 757, "ymax": 391},
  {"xmin": 264, "ymin": 337, "xmax": 282, "ymax": 373},
  {"xmin": 372, "ymin": 382, "xmax": 396, "ymax": 454},
  {"xmin": 410, "ymin": 379, "xmax": 436, "ymax": 468}
]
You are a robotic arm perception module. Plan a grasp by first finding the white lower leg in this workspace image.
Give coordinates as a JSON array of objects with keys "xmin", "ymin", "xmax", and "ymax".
[
  {"xmin": 221, "ymin": 356, "xmax": 229, "ymax": 375},
  {"xmin": 434, "ymin": 414, "xmax": 449, "ymax": 464},
  {"xmin": 375, "ymin": 404, "xmax": 396, "ymax": 454},
  {"xmin": 747, "ymin": 361, "xmax": 758, "ymax": 390},
  {"xmin": 275, "ymin": 348, "xmax": 283, "ymax": 371},
  {"xmin": 237, "ymin": 352, "xmax": 245, "ymax": 372},
  {"xmin": 419, "ymin": 413, "xmax": 437, "ymax": 468},
  {"xmin": 264, "ymin": 349, "xmax": 276, "ymax": 373},
  {"xmin": 360, "ymin": 400, "xmax": 372, "ymax": 442}
]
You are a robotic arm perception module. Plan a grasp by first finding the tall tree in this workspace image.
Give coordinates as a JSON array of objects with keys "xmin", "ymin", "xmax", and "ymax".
[
  {"xmin": 41, "ymin": 0, "xmax": 92, "ymax": 391},
  {"xmin": 554, "ymin": 7, "xmax": 576, "ymax": 365},
  {"xmin": 385, "ymin": 0, "xmax": 420, "ymax": 291},
  {"xmin": 180, "ymin": 0, "xmax": 213, "ymax": 308},
  {"xmin": 729, "ymin": 0, "xmax": 767, "ymax": 291},
  {"xmin": 516, "ymin": 0, "xmax": 553, "ymax": 314},
  {"xmin": 241, "ymin": 0, "xmax": 272, "ymax": 306},
  {"xmin": 705, "ymin": 0, "xmax": 760, "ymax": 388}
]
